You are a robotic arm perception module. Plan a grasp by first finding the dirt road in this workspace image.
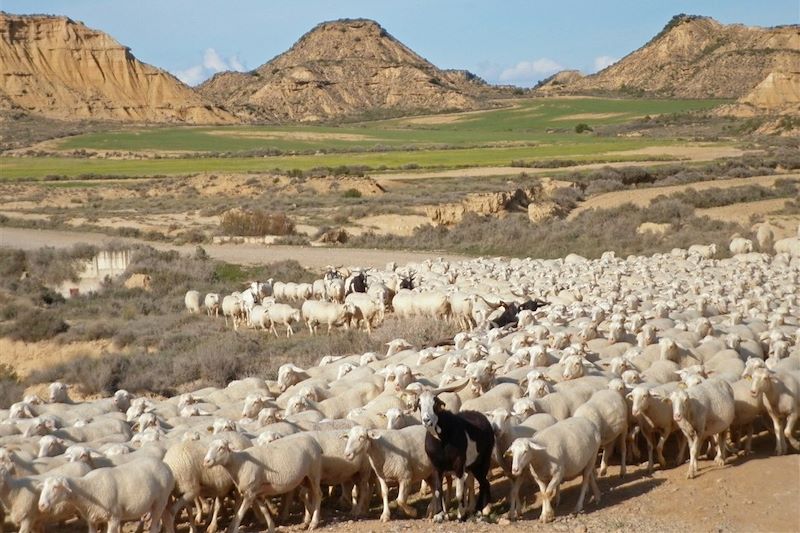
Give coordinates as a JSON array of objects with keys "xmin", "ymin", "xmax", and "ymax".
[
  {"xmin": 569, "ymin": 173, "xmax": 797, "ymax": 219},
  {"xmin": 0, "ymin": 226, "xmax": 465, "ymax": 269}
]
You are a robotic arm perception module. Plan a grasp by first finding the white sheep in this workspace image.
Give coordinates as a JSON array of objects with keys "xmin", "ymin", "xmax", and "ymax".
[
  {"xmin": 184, "ymin": 290, "xmax": 202, "ymax": 314},
  {"xmin": 38, "ymin": 457, "xmax": 174, "ymax": 533},
  {"xmin": 204, "ymin": 293, "xmax": 220, "ymax": 317},
  {"xmin": 749, "ymin": 367, "xmax": 800, "ymax": 455},
  {"xmin": 203, "ymin": 435, "xmax": 323, "ymax": 532},
  {"xmin": 729, "ymin": 237, "xmax": 754, "ymax": 256},
  {"xmin": 664, "ymin": 378, "xmax": 735, "ymax": 478},
  {"xmin": 266, "ymin": 303, "xmax": 302, "ymax": 337},
  {"xmin": 301, "ymin": 300, "xmax": 354, "ymax": 335},
  {"xmin": 508, "ymin": 416, "xmax": 601, "ymax": 523},
  {"xmin": 343, "ymin": 425, "xmax": 434, "ymax": 522},
  {"xmin": 573, "ymin": 388, "xmax": 628, "ymax": 477}
]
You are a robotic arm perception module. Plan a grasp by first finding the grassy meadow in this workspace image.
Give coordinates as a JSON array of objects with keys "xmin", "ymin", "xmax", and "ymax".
[{"xmin": 1, "ymin": 97, "xmax": 727, "ymax": 180}]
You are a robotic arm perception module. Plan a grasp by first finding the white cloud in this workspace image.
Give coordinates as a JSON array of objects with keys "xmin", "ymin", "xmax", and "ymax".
[
  {"xmin": 593, "ymin": 55, "xmax": 618, "ymax": 72},
  {"xmin": 498, "ymin": 58, "xmax": 563, "ymax": 86},
  {"xmin": 173, "ymin": 48, "xmax": 247, "ymax": 86},
  {"xmin": 174, "ymin": 65, "xmax": 205, "ymax": 86},
  {"xmin": 203, "ymin": 48, "xmax": 228, "ymax": 72}
]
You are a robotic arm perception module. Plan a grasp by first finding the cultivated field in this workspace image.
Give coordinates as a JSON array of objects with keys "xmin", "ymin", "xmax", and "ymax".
[{"xmin": 2, "ymin": 97, "xmax": 728, "ymax": 180}]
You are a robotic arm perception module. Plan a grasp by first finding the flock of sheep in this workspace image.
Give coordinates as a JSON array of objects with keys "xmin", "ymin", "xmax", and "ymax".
[{"xmin": 1, "ymin": 236, "xmax": 799, "ymax": 532}]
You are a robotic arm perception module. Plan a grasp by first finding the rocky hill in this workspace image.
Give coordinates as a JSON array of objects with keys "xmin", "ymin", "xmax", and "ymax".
[
  {"xmin": 198, "ymin": 18, "xmax": 490, "ymax": 122},
  {"xmin": 534, "ymin": 70, "xmax": 585, "ymax": 95},
  {"xmin": 553, "ymin": 15, "xmax": 800, "ymax": 98},
  {"xmin": 0, "ymin": 13, "xmax": 236, "ymax": 123}
]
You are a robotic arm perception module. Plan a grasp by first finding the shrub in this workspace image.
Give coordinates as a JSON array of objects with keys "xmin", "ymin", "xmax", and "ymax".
[
  {"xmin": 219, "ymin": 210, "xmax": 295, "ymax": 236},
  {"xmin": 575, "ymin": 123, "xmax": 593, "ymax": 134},
  {"xmin": 342, "ymin": 189, "xmax": 362, "ymax": 198},
  {"xmin": 0, "ymin": 364, "xmax": 24, "ymax": 409},
  {"xmin": 4, "ymin": 307, "xmax": 69, "ymax": 342}
]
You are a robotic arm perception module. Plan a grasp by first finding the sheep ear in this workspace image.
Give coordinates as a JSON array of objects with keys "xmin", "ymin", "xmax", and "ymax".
[
  {"xmin": 625, "ymin": 392, "xmax": 633, "ymax": 400},
  {"xmin": 677, "ymin": 382, "xmax": 687, "ymax": 389},
  {"xmin": 367, "ymin": 430, "xmax": 380, "ymax": 440},
  {"xmin": 503, "ymin": 449, "xmax": 513, "ymax": 458},
  {"xmin": 339, "ymin": 433, "xmax": 349, "ymax": 440},
  {"xmin": 526, "ymin": 440, "xmax": 546, "ymax": 451},
  {"xmin": 376, "ymin": 412, "xmax": 386, "ymax": 419}
]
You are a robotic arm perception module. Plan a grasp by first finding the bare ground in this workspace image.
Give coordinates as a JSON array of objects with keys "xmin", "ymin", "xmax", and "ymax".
[
  {"xmin": 569, "ymin": 173, "xmax": 797, "ymax": 220},
  {"xmin": 0, "ymin": 226, "xmax": 466, "ymax": 270}
]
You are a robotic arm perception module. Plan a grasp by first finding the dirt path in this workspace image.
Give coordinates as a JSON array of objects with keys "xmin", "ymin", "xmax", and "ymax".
[
  {"xmin": 0, "ymin": 226, "xmax": 464, "ymax": 269},
  {"xmin": 569, "ymin": 173, "xmax": 797, "ymax": 219},
  {"xmin": 375, "ymin": 145, "xmax": 747, "ymax": 183}
]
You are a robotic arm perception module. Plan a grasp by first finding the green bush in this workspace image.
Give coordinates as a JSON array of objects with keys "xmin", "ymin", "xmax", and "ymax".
[
  {"xmin": 342, "ymin": 189, "xmax": 362, "ymax": 199},
  {"xmin": 575, "ymin": 123, "xmax": 593, "ymax": 134}
]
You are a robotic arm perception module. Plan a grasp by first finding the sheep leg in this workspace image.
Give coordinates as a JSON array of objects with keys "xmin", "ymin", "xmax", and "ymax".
[
  {"xmin": 254, "ymin": 499, "xmax": 275, "ymax": 533},
  {"xmin": 356, "ymin": 472, "xmax": 372, "ymax": 516},
  {"xmin": 714, "ymin": 431, "xmax": 727, "ymax": 466},
  {"xmin": 535, "ymin": 476, "xmax": 554, "ymax": 523},
  {"xmin": 767, "ymin": 410, "xmax": 786, "ymax": 455},
  {"xmin": 106, "ymin": 518, "xmax": 122, "ymax": 533},
  {"xmin": 397, "ymin": 480, "xmax": 418, "ymax": 518},
  {"xmin": 618, "ymin": 430, "xmax": 627, "ymax": 477},
  {"xmin": 431, "ymin": 473, "xmax": 447, "ymax": 522},
  {"xmin": 228, "ymin": 494, "xmax": 254, "ymax": 533},
  {"xmin": 687, "ymin": 434, "xmax": 700, "ymax": 479},
  {"xmin": 455, "ymin": 473, "xmax": 467, "ymax": 521},
  {"xmin": 589, "ymin": 466, "xmax": 602, "ymax": 504},
  {"xmin": 508, "ymin": 474, "xmax": 522, "ymax": 521},
  {"xmin": 574, "ymin": 461, "xmax": 593, "ymax": 515},
  {"xmin": 599, "ymin": 443, "xmax": 613, "ymax": 477},
  {"xmin": 207, "ymin": 497, "xmax": 223, "ymax": 533},
  {"xmin": 306, "ymin": 476, "xmax": 322, "ymax": 530},
  {"xmin": 784, "ymin": 411, "xmax": 800, "ymax": 451},
  {"xmin": 286, "ymin": 324, "xmax": 294, "ymax": 337},
  {"xmin": 675, "ymin": 433, "xmax": 687, "ymax": 466},
  {"xmin": 279, "ymin": 491, "xmax": 294, "ymax": 523},
  {"xmin": 270, "ymin": 322, "xmax": 279, "ymax": 338},
  {"xmin": 378, "ymin": 477, "xmax": 392, "ymax": 522},
  {"xmin": 744, "ymin": 424, "xmax": 754, "ymax": 455}
]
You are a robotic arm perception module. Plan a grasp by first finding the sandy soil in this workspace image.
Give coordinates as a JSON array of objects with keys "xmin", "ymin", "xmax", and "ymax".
[
  {"xmin": 206, "ymin": 130, "xmax": 380, "ymax": 142},
  {"xmin": 697, "ymin": 199, "xmax": 800, "ymax": 239},
  {"xmin": 0, "ymin": 337, "xmax": 110, "ymax": 378},
  {"xmin": 349, "ymin": 214, "xmax": 430, "ymax": 236},
  {"xmin": 0, "ymin": 226, "xmax": 466, "ymax": 270},
  {"xmin": 552, "ymin": 112, "xmax": 627, "ymax": 121},
  {"xmin": 569, "ymin": 173, "xmax": 797, "ymax": 219}
]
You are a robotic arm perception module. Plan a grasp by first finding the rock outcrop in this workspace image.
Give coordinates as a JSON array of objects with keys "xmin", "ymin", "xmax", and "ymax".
[
  {"xmin": 198, "ymin": 18, "xmax": 491, "ymax": 122},
  {"xmin": 426, "ymin": 179, "xmax": 566, "ymax": 225},
  {"xmin": 534, "ymin": 70, "xmax": 585, "ymax": 95},
  {"xmin": 0, "ymin": 13, "xmax": 236, "ymax": 123},
  {"xmin": 559, "ymin": 15, "xmax": 800, "ymax": 98}
]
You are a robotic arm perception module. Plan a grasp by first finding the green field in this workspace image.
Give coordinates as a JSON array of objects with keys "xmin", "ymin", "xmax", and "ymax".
[{"xmin": 1, "ymin": 97, "xmax": 727, "ymax": 179}]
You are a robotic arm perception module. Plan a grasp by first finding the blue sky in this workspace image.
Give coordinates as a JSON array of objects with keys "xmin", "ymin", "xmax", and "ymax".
[{"xmin": 6, "ymin": 1, "xmax": 798, "ymax": 87}]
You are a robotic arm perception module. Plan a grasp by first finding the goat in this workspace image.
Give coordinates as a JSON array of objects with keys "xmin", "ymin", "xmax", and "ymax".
[{"xmin": 413, "ymin": 379, "xmax": 495, "ymax": 522}]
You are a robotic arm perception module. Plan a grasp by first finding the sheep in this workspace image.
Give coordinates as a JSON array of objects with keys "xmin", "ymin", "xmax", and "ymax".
[
  {"xmin": 203, "ymin": 435, "xmax": 323, "ymax": 532},
  {"xmin": 729, "ymin": 378, "xmax": 764, "ymax": 455},
  {"xmin": 729, "ymin": 237, "xmax": 754, "ymax": 256},
  {"xmin": 221, "ymin": 294, "xmax": 244, "ymax": 329},
  {"xmin": 343, "ymin": 425, "xmax": 434, "ymax": 522},
  {"xmin": 301, "ymin": 300, "xmax": 354, "ymax": 335},
  {"xmin": 488, "ymin": 408, "xmax": 555, "ymax": 521},
  {"xmin": 184, "ymin": 290, "xmax": 202, "ymax": 314},
  {"xmin": 38, "ymin": 457, "xmax": 174, "ymax": 533},
  {"xmin": 688, "ymin": 244, "xmax": 717, "ymax": 259},
  {"xmin": 266, "ymin": 303, "xmax": 302, "ymax": 337},
  {"xmin": 163, "ymin": 439, "xmax": 234, "ymax": 533},
  {"xmin": 345, "ymin": 292, "xmax": 384, "ymax": 333},
  {"xmin": 629, "ymin": 382, "xmax": 684, "ymax": 472},
  {"xmin": 508, "ymin": 416, "xmax": 601, "ymax": 523},
  {"xmin": 663, "ymin": 378, "xmax": 735, "ymax": 479},
  {"xmin": 0, "ymin": 461, "xmax": 91, "ymax": 533},
  {"xmin": 303, "ymin": 430, "xmax": 372, "ymax": 517},
  {"xmin": 204, "ymin": 293, "xmax": 220, "ymax": 317},
  {"xmin": 749, "ymin": 367, "xmax": 800, "ymax": 455},
  {"xmin": 573, "ymin": 388, "xmax": 628, "ymax": 477}
]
